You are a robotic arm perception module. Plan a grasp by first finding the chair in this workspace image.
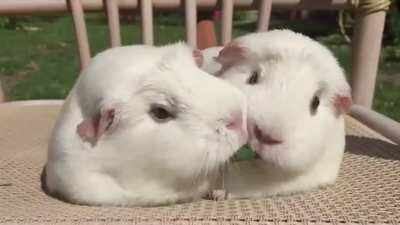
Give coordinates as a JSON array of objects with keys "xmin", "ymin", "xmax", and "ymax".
[{"xmin": 1, "ymin": 0, "xmax": 399, "ymax": 224}]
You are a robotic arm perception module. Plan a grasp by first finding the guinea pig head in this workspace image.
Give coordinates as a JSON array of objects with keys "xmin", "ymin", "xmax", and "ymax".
[
  {"xmin": 76, "ymin": 43, "xmax": 248, "ymax": 182},
  {"xmin": 216, "ymin": 39, "xmax": 351, "ymax": 174}
]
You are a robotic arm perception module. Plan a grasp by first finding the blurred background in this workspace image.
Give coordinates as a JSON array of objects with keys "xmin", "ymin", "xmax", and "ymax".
[{"xmin": 0, "ymin": 2, "xmax": 399, "ymax": 121}]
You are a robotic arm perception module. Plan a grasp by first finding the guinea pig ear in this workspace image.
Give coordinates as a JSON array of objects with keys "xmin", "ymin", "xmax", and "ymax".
[
  {"xmin": 192, "ymin": 49, "xmax": 204, "ymax": 68},
  {"xmin": 333, "ymin": 90, "xmax": 352, "ymax": 116},
  {"xmin": 77, "ymin": 103, "xmax": 121, "ymax": 145},
  {"xmin": 214, "ymin": 42, "xmax": 249, "ymax": 72}
]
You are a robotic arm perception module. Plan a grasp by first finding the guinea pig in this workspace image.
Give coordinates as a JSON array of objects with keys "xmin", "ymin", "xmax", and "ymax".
[
  {"xmin": 200, "ymin": 30, "xmax": 352, "ymax": 198},
  {"xmin": 45, "ymin": 42, "xmax": 248, "ymax": 206}
]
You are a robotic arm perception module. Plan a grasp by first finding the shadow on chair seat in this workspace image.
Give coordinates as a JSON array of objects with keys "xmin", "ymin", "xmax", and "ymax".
[{"xmin": 345, "ymin": 135, "xmax": 400, "ymax": 160}]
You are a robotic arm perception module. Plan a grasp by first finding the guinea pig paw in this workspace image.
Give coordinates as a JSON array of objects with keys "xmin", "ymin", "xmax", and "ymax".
[
  {"xmin": 211, "ymin": 189, "xmax": 227, "ymax": 201},
  {"xmin": 226, "ymin": 193, "xmax": 232, "ymax": 200}
]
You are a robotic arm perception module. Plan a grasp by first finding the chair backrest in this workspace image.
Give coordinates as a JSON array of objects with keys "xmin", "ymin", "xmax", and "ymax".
[
  {"xmin": 68, "ymin": 0, "xmax": 273, "ymax": 70},
  {"xmin": 0, "ymin": 0, "xmax": 390, "ymax": 108}
]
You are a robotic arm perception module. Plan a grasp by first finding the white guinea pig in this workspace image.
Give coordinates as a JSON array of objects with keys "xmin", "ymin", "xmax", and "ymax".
[
  {"xmin": 45, "ymin": 42, "xmax": 248, "ymax": 206},
  {"xmin": 201, "ymin": 30, "xmax": 352, "ymax": 198}
]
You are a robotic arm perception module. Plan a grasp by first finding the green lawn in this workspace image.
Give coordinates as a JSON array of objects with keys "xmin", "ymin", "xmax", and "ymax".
[{"xmin": 0, "ymin": 14, "xmax": 399, "ymax": 121}]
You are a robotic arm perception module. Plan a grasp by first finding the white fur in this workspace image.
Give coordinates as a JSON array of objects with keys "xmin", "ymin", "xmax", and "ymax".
[
  {"xmin": 201, "ymin": 30, "xmax": 350, "ymax": 198},
  {"xmin": 201, "ymin": 46, "xmax": 223, "ymax": 75},
  {"xmin": 45, "ymin": 43, "xmax": 248, "ymax": 206}
]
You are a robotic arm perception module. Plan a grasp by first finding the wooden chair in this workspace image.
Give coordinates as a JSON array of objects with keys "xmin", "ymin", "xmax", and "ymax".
[{"xmin": 0, "ymin": 1, "xmax": 399, "ymax": 224}]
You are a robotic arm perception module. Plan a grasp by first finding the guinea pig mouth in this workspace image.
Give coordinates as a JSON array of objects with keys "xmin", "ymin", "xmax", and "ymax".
[{"xmin": 253, "ymin": 125, "xmax": 283, "ymax": 146}]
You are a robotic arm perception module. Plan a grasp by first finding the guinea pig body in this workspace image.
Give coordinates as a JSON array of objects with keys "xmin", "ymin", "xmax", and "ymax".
[
  {"xmin": 45, "ymin": 43, "xmax": 248, "ymax": 206},
  {"xmin": 201, "ymin": 30, "xmax": 351, "ymax": 198}
]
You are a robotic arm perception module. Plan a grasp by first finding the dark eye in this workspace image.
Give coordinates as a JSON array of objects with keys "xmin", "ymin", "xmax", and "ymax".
[
  {"xmin": 247, "ymin": 71, "xmax": 259, "ymax": 85},
  {"xmin": 310, "ymin": 96, "xmax": 320, "ymax": 115},
  {"xmin": 150, "ymin": 104, "xmax": 174, "ymax": 122}
]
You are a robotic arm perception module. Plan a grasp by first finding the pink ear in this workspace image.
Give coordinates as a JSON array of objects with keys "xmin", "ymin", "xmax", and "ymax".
[
  {"xmin": 77, "ymin": 116, "xmax": 100, "ymax": 142},
  {"xmin": 333, "ymin": 92, "xmax": 352, "ymax": 115},
  {"xmin": 192, "ymin": 49, "xmax": 203, "ymax": 68},
  {"xmin": 97, "ymin": 107, "xmax": 117, "ymax": 137},
  {"xmin": 77, "ymin": 105, "xmax": 119, "ymax": 144},
  {"xmin": 215, "ymin": 42, "xmax": 248, "ymax": 70}
]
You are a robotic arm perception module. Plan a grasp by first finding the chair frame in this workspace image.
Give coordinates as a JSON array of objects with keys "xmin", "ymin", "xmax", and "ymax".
[{"xmin": 0, "ymin": 0, "xmax": 399, "ymax": 144}]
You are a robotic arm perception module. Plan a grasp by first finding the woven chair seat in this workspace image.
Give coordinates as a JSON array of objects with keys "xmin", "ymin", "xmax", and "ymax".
[{"xmin": 0, "ymin": 103, "xmax": 399, "ymax": 225}]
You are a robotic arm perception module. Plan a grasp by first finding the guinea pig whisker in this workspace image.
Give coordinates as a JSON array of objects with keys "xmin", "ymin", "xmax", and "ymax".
[{"xmin": 192, "ymin": 150, "xmax": 209, "ymax": 185}]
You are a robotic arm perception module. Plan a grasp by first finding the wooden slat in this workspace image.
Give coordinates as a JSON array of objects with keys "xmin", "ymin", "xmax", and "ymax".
[
  {"xmin": 257, "ymin": 0, "xmax": 272, "ymax": 32},
  {"xmin": 0, "ymin": 81, "xmax": 5, "ymax": 103},
  {"xmin": 185, "ymin": 0, "xmax": 197, "ymax": 47},
  {"xmin": 104, "ymin": 0, "xmax": 121, "ymax": 47},
  {"xmin": 68, "ymin": 0, "xmax": 91, "ymax": 70},
  {"xmin": 140, "ymin": 0, "xmax": 154, "ymax": 45},
  {"xmin": 221, "ymin": 0, "xmax": 233, "ymax": 45}
]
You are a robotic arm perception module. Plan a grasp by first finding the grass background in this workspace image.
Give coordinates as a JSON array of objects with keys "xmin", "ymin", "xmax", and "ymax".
[{"xmin": 0, "ymin": 12, "xmax": 399, "ymax": 121}]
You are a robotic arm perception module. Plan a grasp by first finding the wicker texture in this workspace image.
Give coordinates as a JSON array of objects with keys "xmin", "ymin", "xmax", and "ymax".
[{"xmin": 0, "ymin": 104, "xmax": 399, "ymax": 225}]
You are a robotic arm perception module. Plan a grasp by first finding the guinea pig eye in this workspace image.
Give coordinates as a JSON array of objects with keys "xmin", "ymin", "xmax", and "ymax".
[
  {"xmin": 150, "ymin": 104, "xmax": 175, "ymax": 122},
  {"xmin": 310, "ymin": 96, "xmax": 320, "ymax": 115},
  {"xmin": 247, "ymin": 71, "xmax": 259, "ymax": 85}
]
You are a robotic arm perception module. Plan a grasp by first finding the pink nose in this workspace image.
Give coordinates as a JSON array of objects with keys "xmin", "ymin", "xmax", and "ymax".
[
  {"xmin": 253, "ymin": 125, "xmax": 282, "ymax": 145},
  {"xmin": 226, "ymin": 113, "xmax": 243, "ymax": 131},
  {"xmin": 226, "ymin": 112, "xmax": 248, "ymax": 141}
]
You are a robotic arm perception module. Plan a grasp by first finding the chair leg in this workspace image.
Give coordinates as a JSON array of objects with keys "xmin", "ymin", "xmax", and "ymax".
[
  {"xmin": 351, "ymin": 11, "xmax": 387, "ymax": 108},
  {"xmin": 197, "ymin": 11, "xmax": 217, "ymax": 50}
]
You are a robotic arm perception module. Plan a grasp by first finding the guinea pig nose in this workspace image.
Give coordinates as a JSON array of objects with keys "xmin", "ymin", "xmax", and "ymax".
[
  {"xmin": 226, "ymin": 112, "xmax": 243, "ymax": 130},
  {"xmin": 254, "ymin": 125, "xmax": 282, "ymax": 145},
  {"xmin": 226, "ymin": 112, "xmax": 248, "ymax": 140}
]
